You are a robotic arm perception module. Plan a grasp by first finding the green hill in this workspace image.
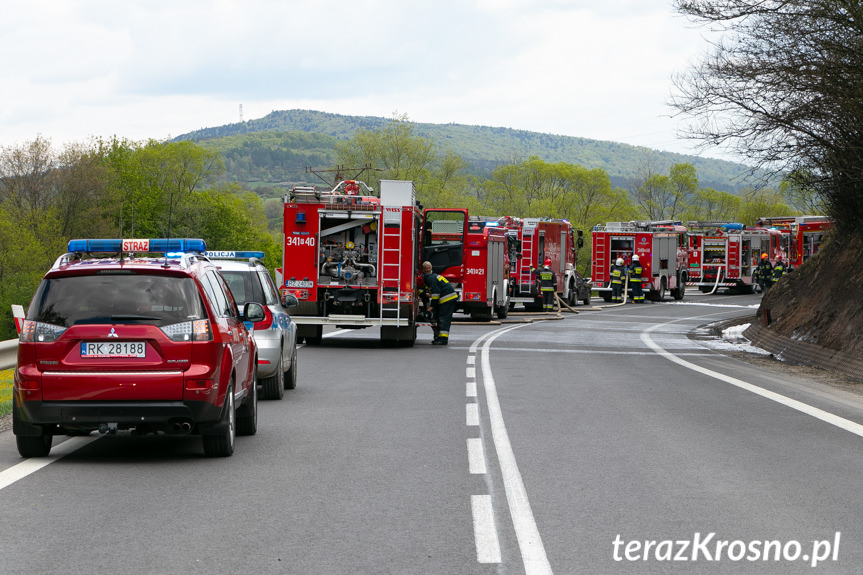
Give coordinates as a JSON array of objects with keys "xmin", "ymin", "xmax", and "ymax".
[{"xmin": 174, "ymin": 109, "xmax": 759, "ymax": 193}]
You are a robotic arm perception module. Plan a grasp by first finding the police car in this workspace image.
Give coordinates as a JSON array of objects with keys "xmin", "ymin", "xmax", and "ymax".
[
  {"xmin": 14, "ymin": 238, "xmax": 262, "ymax": 458},
  {"xmin": 206, "ymin": 251, "xmax": 299, "ymax": 400}
]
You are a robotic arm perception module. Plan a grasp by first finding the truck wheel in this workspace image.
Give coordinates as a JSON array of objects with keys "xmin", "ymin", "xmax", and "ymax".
[
  {"xmin": 657, "ymin": 278, "xmax": 666, "ymax": 301},
  {"xmin": 203, "ymin": 384, "xmax": 235, "ymax": 457},
  {"xmin": 284, "ymin": 346, "xmax": 297, "ymax": 390},
  {"xmin": 496, "ymin": 303, "xmax": 508, "ymax": 319},
  {"xmin": 568, "ymin": 281, "xmax": 577, "ymax": 306},
  {"xmin": 236, "ymin": 376, "xmax": 258, "ymax": 436},
  {"xmin": 673, "ymin": 277, "xmax": 685, "ymax": 300},
  {"xmin": 261, "ymin": 355, "xmax": 284, "ymax": 400},
  {"xmin": 304, "ymin": 325, "xmax": 323, "ymax": 346}
]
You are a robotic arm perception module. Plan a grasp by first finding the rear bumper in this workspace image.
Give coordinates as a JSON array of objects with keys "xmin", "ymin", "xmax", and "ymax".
[{"xmin": 14, "ymin": 399, "xmax": 224, "ymax": 435}]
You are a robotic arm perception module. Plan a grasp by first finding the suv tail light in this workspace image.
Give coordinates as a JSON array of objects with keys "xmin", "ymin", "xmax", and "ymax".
[
  {"xmin": 160, "ymin": 319, "xmax": 213, "ymax": 342},
  {"xmin": 253, "ymin": 305, "xmax": 273, "ymax": 330},
  {"xmin": 20, "ymin": 320, "xmax": 66, "ymax": 343}
]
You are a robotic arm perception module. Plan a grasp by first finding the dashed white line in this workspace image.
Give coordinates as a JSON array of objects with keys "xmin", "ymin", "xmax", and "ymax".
[
  {"xmin": 467, "ymin": 437, "xmax": 487, "ymax": 474},
  {"xmin": 477, "ymin": 324, "xmax": 553, "ymax": 575},
  {"xmin": 471, "ymin": 494, "xmax": 502, "ymax": 563},
  {"xmin": 466, "ymin": 402, "xmax": 479, "ymax": 426},
  {"xmin": 466, "ymin": 379, "xmax": 477, "ymax": 398}
]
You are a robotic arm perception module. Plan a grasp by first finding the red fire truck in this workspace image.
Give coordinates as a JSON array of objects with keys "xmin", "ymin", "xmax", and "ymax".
[
  {"xmin": 499, "ymin": 217, "xmax": 588, "ymax": 310},
  {"xmin": 281, "ymin": 179, "xmax": 421, "ymax": 345},
  {"xmin": 421, "ymin": 209, "xmax": 509, "ymax": 320},
  {"xmin": 591, "ymin": 221, "xmax": 688, "ymax": 302},
  {"xmin": 755, "ymin": 215, "xmax": 833, "ymax": 268},
  {"xmin": 686, "ymin": 222, "xmax": 787, "ymax": 293}
]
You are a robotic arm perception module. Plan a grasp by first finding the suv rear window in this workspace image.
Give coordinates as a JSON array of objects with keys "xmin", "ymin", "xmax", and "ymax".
[{"xmin": 29, "ymin": 274, "xmax": 205, "ymax": 327}]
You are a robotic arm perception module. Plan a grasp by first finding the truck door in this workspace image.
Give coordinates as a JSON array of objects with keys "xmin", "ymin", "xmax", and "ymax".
[{"xmin": 422, "ymin": 209, "xmax": 467, "ymax": 276}]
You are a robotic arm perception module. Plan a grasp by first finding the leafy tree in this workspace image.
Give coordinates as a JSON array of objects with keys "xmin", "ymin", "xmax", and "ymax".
[
  {"xmin": 671, "ymin": 0, "xmax": 863, "ymax": 234},
  {"xmin": 683, "ymin": 187, "xmax": 741, "ymax": 222},
  {"xmin": 335, "ymin": 113, "xmax": 474, "ymax": 208}
]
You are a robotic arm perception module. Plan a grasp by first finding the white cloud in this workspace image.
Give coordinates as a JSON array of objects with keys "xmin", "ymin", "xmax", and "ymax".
[{"xmin": 0, "ymin": 0, "xmax": 723, "ymax": 159}]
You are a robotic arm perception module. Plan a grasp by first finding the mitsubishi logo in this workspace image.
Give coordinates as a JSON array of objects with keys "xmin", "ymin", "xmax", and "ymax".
[{"xmin": 108, "ymin": 328, "xmax": 119, "ymax": 338}]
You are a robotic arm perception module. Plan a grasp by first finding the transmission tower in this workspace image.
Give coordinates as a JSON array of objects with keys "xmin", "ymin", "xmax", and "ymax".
[{"xmin": 239, "ymin": 104, "xmax": 244, "ymax": 123}]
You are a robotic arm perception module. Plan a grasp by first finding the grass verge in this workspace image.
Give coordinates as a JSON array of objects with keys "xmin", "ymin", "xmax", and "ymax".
[{"xmin": 0, "ymin": 369, "xmax": 13, "ymax": 418}]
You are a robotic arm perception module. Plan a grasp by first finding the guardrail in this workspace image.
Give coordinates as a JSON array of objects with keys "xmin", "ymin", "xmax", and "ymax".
[{"xmin": 0, "ymin": 339, "xmax": 17, "ymax": 370}]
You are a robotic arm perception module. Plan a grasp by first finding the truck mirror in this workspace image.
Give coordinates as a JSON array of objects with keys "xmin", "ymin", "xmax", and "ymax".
[{"xmin": 577, "ymin": 237, "xmax": 584, "ymax": 249}]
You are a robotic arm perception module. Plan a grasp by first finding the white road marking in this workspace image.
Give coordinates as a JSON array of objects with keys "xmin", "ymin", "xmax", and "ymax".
[
  {"xmin": 466, "ymin": 379, "xmax": 477, "ymax": 398},
  {"xmin": 466, "ymin": 366, "xmax": 476, "ymax": 379},
  {"xmin": 471, "ymin": 494, "xmax": 502, "ymax": 563},
  {"xmin": 477, "ymin": 323, "xmax": 553, "ymax": 575},
  {"xmin": 468, "ymin": 437, "xmax": 487, "ymax": 474},
  {"xmin": 466, "ymin": 402, "xmax": 480, "ymax": 426},
  {"xmin": 0, "ymin": 436, "xmax": 97, "ymax": 491},
  {"xmin": 642, "ymin": 318, "xmax": 863, "ymax": 439}
]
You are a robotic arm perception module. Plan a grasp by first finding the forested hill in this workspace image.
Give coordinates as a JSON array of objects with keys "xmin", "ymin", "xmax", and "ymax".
[{"xmin": 174, "ymin": 109, "xmax": 756, "ymax": 192}]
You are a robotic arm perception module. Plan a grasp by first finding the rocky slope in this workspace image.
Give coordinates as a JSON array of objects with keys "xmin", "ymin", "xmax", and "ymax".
[{"xmin": 759, "ymin": 233, "xmax": 863, "ymax": 357}]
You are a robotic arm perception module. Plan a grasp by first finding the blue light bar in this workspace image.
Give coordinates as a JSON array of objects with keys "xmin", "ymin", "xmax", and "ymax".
[
  {"xmin": 67, "ymin": 238, "xmax": 207, "ymax": 253},
  {"xmin": 204, "ymin": 251, "xmax": 265, "ymax": 259}
]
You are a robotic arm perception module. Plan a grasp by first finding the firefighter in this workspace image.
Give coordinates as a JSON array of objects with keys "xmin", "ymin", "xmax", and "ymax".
[
  {"xmin": 628, "ymin": 254, "xmax": 644, "ymax": 303},
  {"xmin": 610, "ymin": 258, "xmax": 626, "ymax": 303},
  {"xmin": 754, "ymin": 253, "xmax": 773, "ymax": 293},
  {"xmin": 772, "ymin": 255, "xmax": 787, "ymax": 284},
  {"xmin": 537, "ymin": 258, "xmax": 557, "ymax": 312},
  {"xmin": 421, "ymin": 261, "xmax": 458, "ymax": 345}
]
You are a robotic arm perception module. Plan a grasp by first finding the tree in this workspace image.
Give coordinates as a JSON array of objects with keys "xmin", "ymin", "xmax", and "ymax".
[{"xmin": 671, "ymin": 0, "xmax": 863, "ymax": 234}]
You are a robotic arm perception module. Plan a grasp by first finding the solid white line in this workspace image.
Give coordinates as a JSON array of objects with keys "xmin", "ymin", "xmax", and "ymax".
[
  {"xmin": 466, "ymin": 402, "xmax": 480, "ymax": 426},
  {"xmin": 641, "ymin": 321, "xmax": 863, "ymax": 439},
  {"xmin": 468, "ymin": 437, "xmax": 487, "ymax": 474},
  {"xmin": 0, "ymin": 436, "xmax": 97, "ymax": 491},
  {"xmin": 466, "ymin": 379, "xmax": 477, "ymax": 398},
  {"xmin": 472, "ymin": 494, "xmax": 502, "ymax": 563},
  {"xmin": 480, "ymin": 324, "xmax": 553, "ymax": 575}
]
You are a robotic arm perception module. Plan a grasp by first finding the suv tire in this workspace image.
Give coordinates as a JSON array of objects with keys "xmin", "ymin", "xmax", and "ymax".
[
  {"xmin": 237, "ymin": 375, "xmax": 258, "ymax": 436},
  {"xmin": 14, "ymin": 404, "xmax": 52, "ymax": 458},
  {"xmin": 203, "ymin": 384, "xmax": 235, "ymax": 457},
  {"xmin": 261, "ymin": 355, "xmax": 285, "ymax": 400},
  {"xmin": 285, "ymin": 347, "xmax": 297, "ymax": 390}
]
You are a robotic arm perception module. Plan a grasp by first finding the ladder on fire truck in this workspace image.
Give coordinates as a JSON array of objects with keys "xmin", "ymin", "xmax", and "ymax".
[
  {"xmin": 517, "ymin": 227, "xmax": 535, "ymax": 289},
  {"xmin": 378, "ymin": 210, "xmax": 403, "ymax": 325}
]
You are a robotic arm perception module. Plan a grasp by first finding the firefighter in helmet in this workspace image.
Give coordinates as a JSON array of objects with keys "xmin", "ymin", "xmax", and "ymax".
[
  {"xmin": 754, "ymin": 252, "xmax": 773, "ymax": 293},
  {"xmin": 772, "ymin": 254, "xmax": 787, "ymax": 284},
  {"xmin": 421, "ymin": 261, "xmax": 458, "ymax": 345},
  {"xmin": 610, "ymin": 258, "xmax": 626, "ymax": 303},
  {"xmin": 628, "ymin": 254, "xmax": 644, "ymax": 303},
  {"xmin": 537, "ymin": 258, "xmax": 558, "ymax": 312}
]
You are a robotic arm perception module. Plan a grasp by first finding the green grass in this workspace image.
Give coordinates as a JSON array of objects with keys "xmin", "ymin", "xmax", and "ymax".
[{"xmin": 0, "ymin": 369, "xmax": 12, "ymax": 418}]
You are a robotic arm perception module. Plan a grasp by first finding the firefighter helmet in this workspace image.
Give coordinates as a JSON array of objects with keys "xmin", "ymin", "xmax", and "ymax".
[
  {"xmin": 544, "ymin": 258, "xmax": 552, "ymax": 266},
  {"xmin": 761, "ymin": 253, "xmax": 769, "ymax": 259},
  {"xmin": 616, "ymin": 258, "xmax": 624, "ymax": 265},
  {"xmin": 632, "ymin": 255, "xmax": 639, "ymax": 261}
]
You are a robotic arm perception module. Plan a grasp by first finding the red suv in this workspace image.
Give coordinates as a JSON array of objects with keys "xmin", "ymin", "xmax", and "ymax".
[{"xmin": 14, "ymin": 238, "xmax": 263, "ymax": 458}]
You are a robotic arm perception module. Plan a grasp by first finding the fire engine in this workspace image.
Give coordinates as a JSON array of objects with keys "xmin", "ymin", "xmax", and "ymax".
[
  {"xmin": 499, "ymin": 216, "xmax": 588, "ymax": 310},
  {"xmin": 755, "ymin": 215, "xmax": 833, "ymax": 268},
  {"xmin": 421, "ymin": 209, "xmax": 509, "ymax": 320},
  {"xmin": 281, "ymin": 179, "xmax": 421, "ymax": 345},
  {"xmin": 590, "ymin": 221, "xmax": 688, "ymax": 302},
  {"xmin": 686, "ymin": 222, "xmax": 787, "ymax": 293}
]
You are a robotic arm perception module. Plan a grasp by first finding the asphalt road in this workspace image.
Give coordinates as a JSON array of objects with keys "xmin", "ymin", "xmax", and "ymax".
[{"xmin": 1, "ymin": 290, "xmax": 862, "ymax": 574}]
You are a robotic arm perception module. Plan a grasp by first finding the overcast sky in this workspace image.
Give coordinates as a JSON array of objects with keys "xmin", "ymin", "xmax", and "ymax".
[{"xmin": 0, "ymin": 0, "xmax": 724, "ymax": 158}]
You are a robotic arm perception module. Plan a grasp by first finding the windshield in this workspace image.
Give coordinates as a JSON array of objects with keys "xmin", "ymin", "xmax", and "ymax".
[{"xmin": 29, "ymin": 273, "xmax": 205, "ymax": 327}]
